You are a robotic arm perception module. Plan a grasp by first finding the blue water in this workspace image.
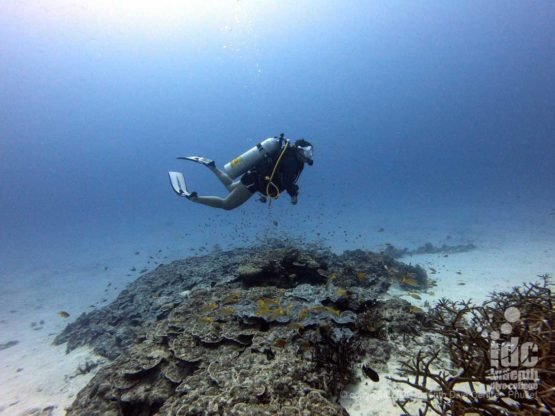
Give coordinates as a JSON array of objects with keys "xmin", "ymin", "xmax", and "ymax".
[{"xmin": 1, "ymin": 0, "xmax": 554, "ymax": 274}]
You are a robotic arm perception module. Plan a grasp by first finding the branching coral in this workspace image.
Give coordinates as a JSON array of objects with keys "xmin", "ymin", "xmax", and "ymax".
[
  {"xmin": 312, "ymin": 326, "xmax": 361, "ymax": 398},
  {"xmin": 389, "ymin": 275, "xmax": 554, "ymax": 415}
]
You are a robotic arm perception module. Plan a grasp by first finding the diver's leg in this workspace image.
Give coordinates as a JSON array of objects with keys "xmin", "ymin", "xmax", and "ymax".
[
  {"xmin": 228, "ymin": 179, "xmax": 243, "ymax": 191},
  {"xmin": 207, "ymin": 166, "xmax": 235, "ymax": 191},
  {"xmin": 178, "ymin": 156, "xmax": 235, "ymax": 190},
  {"xmin": 190, "ymin": 184, "xmax": 253, "ymax": 210}
]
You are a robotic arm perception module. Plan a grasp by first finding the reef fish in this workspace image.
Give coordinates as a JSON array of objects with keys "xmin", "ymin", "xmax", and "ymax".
[
  {"xmin": 400, "ymin": 275, "xmax": 420, "ymax": 287},
  {"xmin": 362, "ymin": 364, "xmax": 380, "ymax": 382},
  {"xmin": 58, "ymin": 311, "xmax": 70, "ymax": 318}
]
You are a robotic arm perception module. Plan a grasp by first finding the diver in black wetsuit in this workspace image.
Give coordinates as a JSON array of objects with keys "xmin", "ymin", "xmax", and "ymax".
[{"xmin": 169, "ymin": 136, "xmax": 313, "ymax": 210}]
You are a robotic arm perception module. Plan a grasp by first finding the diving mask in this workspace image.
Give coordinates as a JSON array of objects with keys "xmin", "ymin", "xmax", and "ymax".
[{"xmin": 298, "ymin": 145, "xmax": 314, "ymax": 165}]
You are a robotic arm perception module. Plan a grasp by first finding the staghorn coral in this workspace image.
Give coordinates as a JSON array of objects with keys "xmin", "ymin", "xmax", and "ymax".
[{"xmin": 389, "ymin": 275, "xmax": 555, "ymax": 416}]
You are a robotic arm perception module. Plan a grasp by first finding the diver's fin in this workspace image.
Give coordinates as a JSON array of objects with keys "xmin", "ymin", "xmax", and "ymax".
[
  {"xmin": 177, "ymin": 156, "xmax": 215, "ymax": 167},
  {"xmin": 168, "ymin": 171, "xmax": 192, "ymax": 197}
]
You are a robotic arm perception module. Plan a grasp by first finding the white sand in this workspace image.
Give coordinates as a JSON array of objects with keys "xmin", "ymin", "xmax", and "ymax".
[
  {"xmin": 0, "ymin": 228, "xmax": 204, "ymax": 416},
  {"xmin": 0, "ymin": 263, "xmax": 117, "ymax": 416},
  {"xmin": 0, "ymin": 223, "xmax": 553, "ymax": 415}
]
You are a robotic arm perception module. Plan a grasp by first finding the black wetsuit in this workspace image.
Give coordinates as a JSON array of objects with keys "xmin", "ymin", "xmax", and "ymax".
[{"xmin": 240, "ymin": 146, "xmax": 304, "ymax": 197}]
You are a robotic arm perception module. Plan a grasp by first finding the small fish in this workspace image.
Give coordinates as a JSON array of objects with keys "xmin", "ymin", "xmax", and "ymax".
[
  {"xmin": 362, "ymin": 365, "xmax": 380, "ymax": 382},
  {"xmin": 356, "ymin": 272, "xmax": 366, "ymax": 282},
  {"xmin": 400, "ymin": 275, "xmax": 420, "ymax": 288},
  {"xmin": 378, "ymin": 228, "xmax": 384, "ymax": 232},
  {"xmin": 408, "ymin": 293, "xmax": 422, "ymax": 300},
  {"xmin": 104, "ymin": 266, "xmax": 108, "ymax": 271},
  {"xmin": 429, "ymin": 267, "xmax": 437, "ymax": 274},
  {"xmin": 456, "ymin": 271, "xmax": 462, "ymax": 275},
  {"xmin": 272, "ymin": 220, "xmax": 278, "ymax": 227},
  {"xmin": 458, "ymin": 282, "xmax": 466, "ymax": 286},
  {"xmin": 58, "ymin": 311, "xmax": 70, "ymax": 318}
]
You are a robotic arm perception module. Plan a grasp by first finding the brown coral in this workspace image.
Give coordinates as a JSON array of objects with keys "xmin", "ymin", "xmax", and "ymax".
[{"xmin": 389, "ymin": 275, "xmax": 555, "ymax": 415}]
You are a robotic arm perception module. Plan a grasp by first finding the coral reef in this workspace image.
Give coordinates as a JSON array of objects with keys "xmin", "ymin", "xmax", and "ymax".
[
  {"xmin": 56, "ymin": 239, "xmax": 552, "ymax": 415},
  {"xmin": 389, "ymin": 274, "xmax": 554, "ymax": 415},
  {"xmin": 54, "ymin": 245, "xmax": 425, "ymax": 359},
  {"xmin": 58, "ymin": 241, "xmax": 426, "ymax": 415}
]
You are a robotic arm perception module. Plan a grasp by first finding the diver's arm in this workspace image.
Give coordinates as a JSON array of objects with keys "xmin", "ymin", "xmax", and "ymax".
[
  {"xmin": 285, "ymin": 183, "xmax": 298, "ymax": 196},
  {"xmin": 284, "ymin": 163, "xmax": 303, "ymax": 204},
  {"xmin": 281, "ymin": 150, "xmax": 303, "ymax": 204},
  {"xmin": 286, "ymin": 183, "xmax": 299, "ymax": 204}
]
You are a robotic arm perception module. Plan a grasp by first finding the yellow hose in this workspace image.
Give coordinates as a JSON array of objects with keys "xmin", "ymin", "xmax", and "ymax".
[{"xmin": 265, "ymin": 140, "xmax": 289, "ymax": 200}]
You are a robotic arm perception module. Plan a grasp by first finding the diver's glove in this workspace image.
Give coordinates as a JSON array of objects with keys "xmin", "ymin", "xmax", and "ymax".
[{"xmin": 258, "ymin": 195, "xmax": 267, "ymax": 203}]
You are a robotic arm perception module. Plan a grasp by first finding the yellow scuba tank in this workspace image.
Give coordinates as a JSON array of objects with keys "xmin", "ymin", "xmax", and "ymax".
[{"xmin": 223, "ymin": 137, "xmax": 282, "ymax": 179}]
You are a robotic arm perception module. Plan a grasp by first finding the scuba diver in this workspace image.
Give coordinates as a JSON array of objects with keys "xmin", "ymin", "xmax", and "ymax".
[{"xmin": 168, "ymin": 134, "xmax": 313, "ymax": 210}]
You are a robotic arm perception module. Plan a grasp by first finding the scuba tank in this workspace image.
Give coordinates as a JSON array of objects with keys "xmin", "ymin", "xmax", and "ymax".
[{"xmin": 223, "ymin": 137, "xmax": 282, "ymax": 179}]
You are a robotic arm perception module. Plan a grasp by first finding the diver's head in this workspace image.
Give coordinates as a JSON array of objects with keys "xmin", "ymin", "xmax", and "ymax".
[{"xmin": 294, "ymin": 139, "xmax": 314, "ymax": 166}]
